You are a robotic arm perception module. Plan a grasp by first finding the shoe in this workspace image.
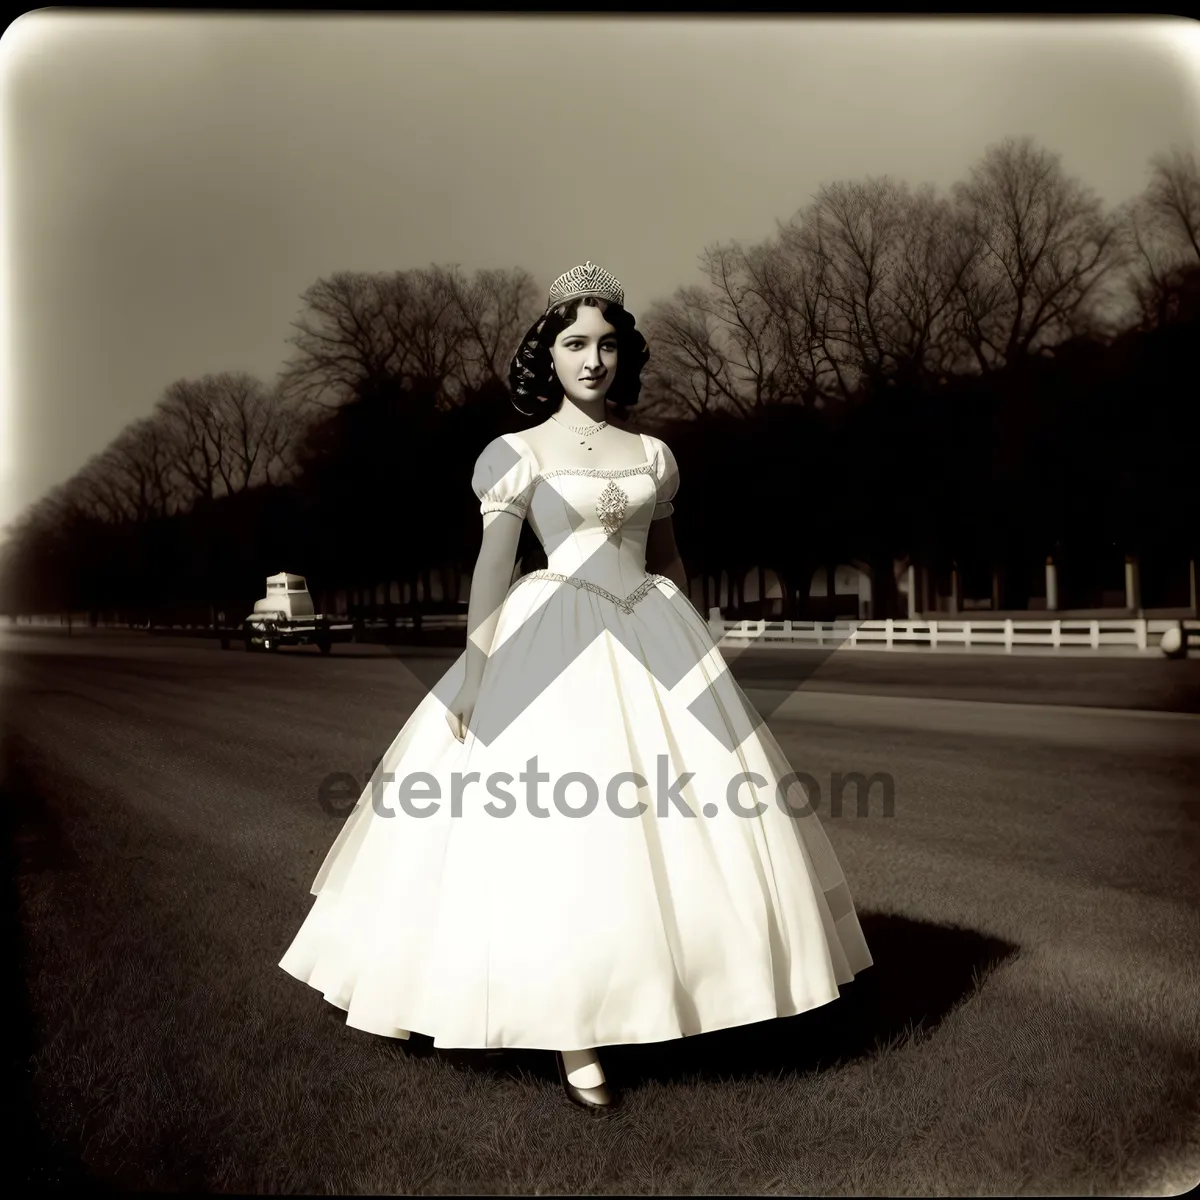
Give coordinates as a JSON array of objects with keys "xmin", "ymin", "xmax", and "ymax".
[{"xmin": 556, "ymin": 1051, "xmax": 620, "ymax": 1114}]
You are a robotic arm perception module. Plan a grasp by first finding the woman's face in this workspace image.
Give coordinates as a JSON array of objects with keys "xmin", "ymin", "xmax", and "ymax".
[{"xmin": 549, "ymin": 302, "xmax": 618, "ymax": 406}]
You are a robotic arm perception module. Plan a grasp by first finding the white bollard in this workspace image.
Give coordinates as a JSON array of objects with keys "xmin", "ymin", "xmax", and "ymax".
[{"xmin": 1160, "ymin": 622, "xmax": 1187, "ymax": 659}]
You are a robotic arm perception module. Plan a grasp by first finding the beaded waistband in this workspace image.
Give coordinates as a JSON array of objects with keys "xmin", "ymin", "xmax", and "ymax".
[{"xmin": 511, "ymin": 570, "xmax": 668, "ymax": 615}]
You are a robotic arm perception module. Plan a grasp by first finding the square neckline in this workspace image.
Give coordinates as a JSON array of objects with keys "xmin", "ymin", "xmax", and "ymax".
[{"xmin": 509, "ymin": 430, "xmax": 655, "ymax": 483}]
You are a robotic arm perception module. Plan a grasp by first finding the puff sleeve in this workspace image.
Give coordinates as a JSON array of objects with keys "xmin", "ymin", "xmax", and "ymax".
[
  {"xmin": 651, "ymin": 436, "xmax": 679, "ymax": 521},
  {"xmin": 471, "ymin": 434, "xmax": 537, "ymax": 519}
]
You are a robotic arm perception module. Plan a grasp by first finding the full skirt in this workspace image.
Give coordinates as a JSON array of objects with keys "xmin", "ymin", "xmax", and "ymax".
[{"xmin": 279, "ymin": 574, "xmax": 873, "ymax": 1050}]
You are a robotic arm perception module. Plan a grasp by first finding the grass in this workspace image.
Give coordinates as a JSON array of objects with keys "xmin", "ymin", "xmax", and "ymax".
[{"xmin": 4, "ymin": 641, "xmax": 1199, "ymax": 1194}]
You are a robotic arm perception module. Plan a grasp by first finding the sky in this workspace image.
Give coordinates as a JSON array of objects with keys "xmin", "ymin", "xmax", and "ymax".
[{"xmin": 2, "ymin": 13, "xmax": 1198, "ymax": 540}]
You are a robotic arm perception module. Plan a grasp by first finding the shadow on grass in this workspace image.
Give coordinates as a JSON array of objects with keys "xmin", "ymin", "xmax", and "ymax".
[{"xmin": 409, "ymin": 911, "xmax": 1017, "ymax": 1091}]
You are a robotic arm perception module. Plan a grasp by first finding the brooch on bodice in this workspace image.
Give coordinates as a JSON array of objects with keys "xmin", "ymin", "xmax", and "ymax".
[{"xmin": 596, "ymin": 480, "xmax": 630, "ymax": 536}]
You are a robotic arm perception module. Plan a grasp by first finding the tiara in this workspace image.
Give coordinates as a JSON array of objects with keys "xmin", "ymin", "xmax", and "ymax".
[{"xmin": 546, "ymin": 260, "xmax": 624, "ymax": 310}]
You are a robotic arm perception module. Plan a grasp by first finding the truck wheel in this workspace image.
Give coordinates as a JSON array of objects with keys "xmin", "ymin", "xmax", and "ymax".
[
  {"xmin": 317, "ymin": 637, "xmax": 332, "ymax": 655},
  {"xmin": 244, "ymin": 633, "xmax": 256, "ymax": 652}
]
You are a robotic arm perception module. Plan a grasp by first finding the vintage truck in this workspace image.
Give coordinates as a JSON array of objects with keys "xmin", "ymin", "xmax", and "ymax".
[{"xmin": 222, "ymin": 572, "xmax": 355, "ymax": 653}]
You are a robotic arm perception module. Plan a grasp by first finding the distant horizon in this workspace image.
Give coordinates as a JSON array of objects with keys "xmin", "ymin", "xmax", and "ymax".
[{"xmin": 3, "ymin": 13, "xmax": 1198, "ymax": 538}]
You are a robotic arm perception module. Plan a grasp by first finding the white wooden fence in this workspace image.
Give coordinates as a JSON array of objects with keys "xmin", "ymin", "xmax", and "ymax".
[
  {"xmin": 251, "ymin": 612, "xmax": 1199, "ymax": 654},
  {"xmin": 711, "ymin": 616, "xmax": 1197, "ymax": 653},
  {"xmin": 4, "ymin": 613, "xmax": 1197, "ymax": 655}
]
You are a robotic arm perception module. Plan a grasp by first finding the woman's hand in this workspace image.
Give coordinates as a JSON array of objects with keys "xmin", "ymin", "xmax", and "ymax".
[{"xmin": 445, "ymin": 682, "xmax": 479, "ymax": 743}]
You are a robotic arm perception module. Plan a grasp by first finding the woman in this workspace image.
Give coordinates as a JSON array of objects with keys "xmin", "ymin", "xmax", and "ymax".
[{"xmin": 279, "ymin": 260, "xmax": 873, "ymax": 1115}]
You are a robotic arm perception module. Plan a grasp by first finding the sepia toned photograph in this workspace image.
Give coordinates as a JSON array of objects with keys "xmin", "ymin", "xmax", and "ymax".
[{"xmin": 1, "ymin": 10, "xmax": 1197, "ymax": 1195}]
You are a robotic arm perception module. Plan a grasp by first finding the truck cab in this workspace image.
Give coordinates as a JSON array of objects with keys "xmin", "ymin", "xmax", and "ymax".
[
  {"xmin": 233, "ymin": 571, "xmax": 352, "ymax": 653},
  {"xmin": 253, "ymin": 573, "xmax": 316, "ymax": 620}
]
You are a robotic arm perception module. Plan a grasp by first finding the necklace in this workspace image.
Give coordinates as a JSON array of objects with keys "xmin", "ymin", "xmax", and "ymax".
[{"xmin": 552, "ymin": 413, "xmax": 608, "ymax": 448}]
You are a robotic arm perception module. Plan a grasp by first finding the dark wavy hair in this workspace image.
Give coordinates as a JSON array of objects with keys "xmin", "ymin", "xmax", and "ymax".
[{"xmin": 507, "ymin": 296, "xmax": 650, "ymax": 418}]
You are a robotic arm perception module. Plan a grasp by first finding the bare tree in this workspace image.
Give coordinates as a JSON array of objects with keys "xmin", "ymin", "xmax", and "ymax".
[
  {"xmin": 102, "ymin": 417, "xmax": 180, "ymax": 521},
  {"xmin": 1144, "ymin": 147, "xmax": 1200, "ymax": 260},
  {"xmin": 1120, "ymin": 148, "xmax": 1200, "ymax": 328},
  {"xmin": 744, "ymin": 228, "xmax": 843, "ymax": 403},
  {"xmin": 446, "ymin": 265, "xmax": 542, "ymax": 391},
  {"xmin": 157, "ymin": 378, "xmax": 225, "ymax": 504},
  {"xmin": 699, "ymin": 242, "xmax": 792, "ymax": 410},
  {"xmin": 887, "ymin": 185, "xmax": 980, "ymax": 379},
  {"xmin": 21, "ymin": 485, "xmax": 81, "ymax": 538},
  {"xmin": 391, "ymin": 265, "xmax": 470, "ymax": 403},
  {"xmin": 0, "ymin": 482, "xmax": 94, "ymax": 614},
  {"xmin": 154, "ymin": 372, "xmax": 295, "ymax": 506},
  {"xmin": 282, "ymin": 264, "xmax": 491, "ymax": 411},
  {"xmin": 69, "ymin": 452, "xmax": 135, "ymax": 524},
  {"xmin": 11, "ymin": 519, "xmax": 56, "ymax": 616},
  {"xmin": 643, "ymin": 284, "xmax": 747, "ymax": 417},
  {"xmin": 762, "ymin": 179, "xmax": 975, "ymax": 396},
  {"xmin": 791, "ymin": 179, "xmax": 903, "ymax": 387},
  {"xmin": 280, "ymin": 271, "xmax": 404, "ymax": 410},
  {"xmin": 210, "ymin": 373, "xmax": 298, "ymax": 493},
  {"xmin": 644, "ymin": 141, "xmax": 1123, "ymax": 404},
  {"xmin": 951, "ymin": 137, "xmax": 1125, "ymax": 369},
  {"xmin": 642, "ymin": 243, "xmax": 794, "ymax": 417}
]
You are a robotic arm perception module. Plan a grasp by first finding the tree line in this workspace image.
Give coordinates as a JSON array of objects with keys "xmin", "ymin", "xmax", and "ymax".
[{"xmin": 1, "ymin": 136, "xmax": 1196, "ymax": 624}]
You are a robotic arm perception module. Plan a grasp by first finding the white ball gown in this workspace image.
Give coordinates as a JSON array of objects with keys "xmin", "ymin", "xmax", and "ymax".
[{"xmin": 279, "ymin": 430, "xmax": 873, "ymax": 1050}]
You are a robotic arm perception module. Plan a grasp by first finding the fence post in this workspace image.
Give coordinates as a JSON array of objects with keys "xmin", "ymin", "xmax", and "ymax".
[
  {"xmin": 1051, "ymin": 619, "xmax": 1061, "ymax": 649},
  {"xmin": 1091, "ymin": 620, "xmax": 1099, "ymax": 650},
  {"xmin": 1004, "ymin": 618, "xmax": 1013, "ymax": 654},
  {"xmin": 964, "ymin": 620, "xmax": 972, "ymax": 648},
  {"xmin": 930, "ymin": 620, "xmax": 938, "ymax": 649},
  {"xmin": 885, "ymin": 617, "xmax": 893, "ymax": 649},
  {"xmin": 1125, "ymin": 555, "xmax": 1142, "ymax": 615},
  {"xmin": 1136, "ymin": 619, "xmax": 1147, "ymax": 651}
]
